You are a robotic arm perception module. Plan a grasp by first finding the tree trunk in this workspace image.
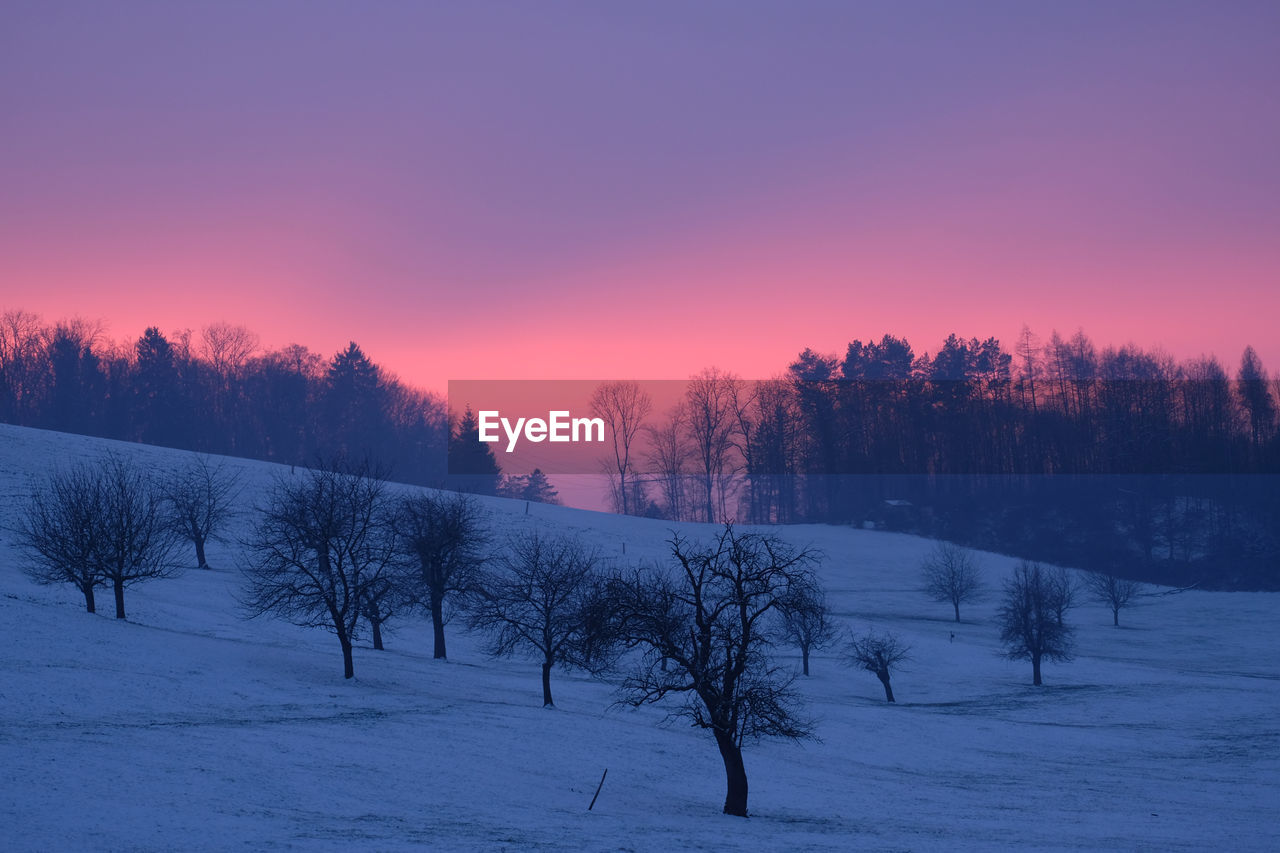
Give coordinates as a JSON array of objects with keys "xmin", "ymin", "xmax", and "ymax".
[
  {"xmin": 876, "ymin": 669, "xmax": 896, "ymax": 703},
  {"xmin": 1113, "ymin": 607, "xmax": 1119, "ymax": 627},
  {"xmin": 801, "ymin": 647, "xmax": 810, "ymax": 676},
  {"xmin": 340, "ymin": 632, "xmax": 354, "ymax": 679},
  {"xmin": 713, "ymin": 729, "xmax": 749, "ymax": 817},
  {"xmin": 541, "ymin": 659, "xmax": 554, "ymax": 707},
  {"xmin": 430, "ymin": 588, "xmax": 447, "ymax": 660},
  {"xmin": 195, "ymin": 536, "xmax": 208, "ymax": 569},
  {"xmin": 1032, "ymin": 654, "xmax": 1042, "ymax": 686},
  {"xmin": 113, "ymin": 578, "xmax": 126, "ymax": 620},
  {"xmin": 82, "ymin": 583, "xmax": 96, "ymax": 614},
  {"xmin": 953, "ymin": 601, "xmax": 961, "ymax": 622},
  {"xmin": 371, "ymin": 618, "xmax": 384, "ymax": 651}
]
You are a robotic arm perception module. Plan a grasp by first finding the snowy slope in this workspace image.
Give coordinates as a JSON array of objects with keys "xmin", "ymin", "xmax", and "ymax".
[{"xmin": 1, "ymin": 422, "xmax": 1277, "ymax": 851}]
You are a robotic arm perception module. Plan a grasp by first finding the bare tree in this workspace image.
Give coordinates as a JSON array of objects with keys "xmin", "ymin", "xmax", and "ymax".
[
  {"xmin": 685, "ymin": 368, "xmax": 741, "ymax": 523},
  {"xmin": 1084, "ymin": 570, "xmax": 1144, "ymax": 627},
  {"xmin": 0, "ymin": 308, "xmax": 46, "ymax": 422},
  {"xmin": 602, "ymin": 525, "xmax": 820, "ymax": 817},
  {"xmin": 845, "ymin": 630, "xmax": 911, "ymax": 702},
  {"xmin": 242, "ymin": 462, "xmax": 399, "ymax": 679},
  {"xmin": 469, "ymin": 531, "xmax": 602, "ymax": 707},
  {"xmin": 998, "ymin": 561, "xmax": 1075, "ymax": 686},
  {"xmin": 645, "ymin": 403, "xmax": 692, "ymax": 521},
  {"xmin": 163, "ymin": 455, "xmax": 241, "ymax": 569},
  {"xmin": 394, "ymin": 492, "xmax": 488, "ymax": 660},
  {"xmin": 921, "ymin": 542, "xmax": 982, "ymax": 622},
  {"xmin": 200, "ymin": 322, "xmax": 260, "ymax": 377},
  {"xmin": 16, "ymin": 463, "xmax": 108, "ymax": 613},
  {"xmin": 92, "ymin": 456, "xmax": 183, "ymax": 619},
  {"xmin": 590, "ymin": 380, "xmax": 652, "ymax": 515},
  {"xmin": 779, "ymin": 583, "xmax": 836, "ymax": 676}
]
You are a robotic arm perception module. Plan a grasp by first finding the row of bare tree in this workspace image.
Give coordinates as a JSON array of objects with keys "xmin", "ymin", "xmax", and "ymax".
[
  {"xmin": 8, "ymin": 455, "xmax": 1153, "ymax": 819},
  {"xmin": 16, "ymin": 454, "xmax": 240, "ymax": 618}
]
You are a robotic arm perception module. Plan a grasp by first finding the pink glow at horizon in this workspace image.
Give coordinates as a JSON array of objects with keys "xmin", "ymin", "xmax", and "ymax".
[{"xmin": 2, "ymin": 2, "xmax": 1278, "ymax": 392}]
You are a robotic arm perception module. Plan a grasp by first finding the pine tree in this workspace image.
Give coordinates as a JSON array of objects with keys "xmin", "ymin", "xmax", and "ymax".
[{"xmin": 447, "ymin": 406, "xmax": 501, "ymax": 495}]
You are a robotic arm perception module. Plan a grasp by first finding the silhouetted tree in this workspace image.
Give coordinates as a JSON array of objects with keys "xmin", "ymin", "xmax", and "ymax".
[
  {"xmin": 90, "ymin": 455, "xmax": 183, "ymax": 619},
  {"xmin": 1083, "ymin": 570, "xmax": 1144, "ymax": 627},
  {"xmin": 134, "ymin": 327, "xmax": 183, "ymax": 445},
  {"xmin": 163, "ymin": 455, "xmax": 241, "ymax": 569},
  {"xmin": 1238, "ymin": 346, "xmax": 1276, "ymax": 450},
  {"xmin": 685, "ymin": 369, "xmax": 741, "ymax": 523},
  {"xmin": 998, "ymin": 562, "xmax": 1075, "ymax": 685},
  {"xmin": 602, "ymin": 525, "xmax": 820, "ymax": 817},
  {"xmin": 645, "ymin": 403, "xmax": 692, "ymax": 521},
  {"xmin": 243, "ymin": 462, "xmax": 398, "ymax": 678},
  {"xmin": 448, "ymin": 406, "xmax": 501, "ymax": 495},
  {"xmin": 395, "ymin": 492, "xmax": 488, "ymax": 660},
  {"xmin": 521, "ymin": 468, "xmax": 560, "ymax": 504},
  {"xmin": 16, "ymin": 463, "xmax": 108, "ymax": 613},
  {"xmin": 779, "ymin": 583, "xmax": 836, "ymax": 676},
  {"xmin": 591, "ymin": 380, "xmax": 653, "ymax": 515},
  {"xmin": 845, "ymin": 630, "xmax": 911, "ymax": 702},
  {"xmin": 921, "ymin": 542, "xmax": 983, "ymax": 622},
  {"xmin": 469, "ymin": 531, "xmax": 602, "ymax": 707}
]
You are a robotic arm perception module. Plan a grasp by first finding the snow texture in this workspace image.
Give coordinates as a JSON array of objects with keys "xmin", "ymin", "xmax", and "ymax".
[{"xmin": 0, "ymin": 423, "xmax": 1276, "ymax": 850}]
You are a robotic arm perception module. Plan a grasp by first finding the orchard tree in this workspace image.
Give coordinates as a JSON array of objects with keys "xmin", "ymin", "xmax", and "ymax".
[
  {"xmin": 17, "ymin": 463, "xmax": 108, "ymax": 613},
  {"xmin": 163, "ymin": 454, "xmax": 241, "ymax": 569},
  {"xmin": 243, "ymin": 462, "xmax": 399, "ymax": 679},
  {"xmin": 469, "ymin": 531, "xmax": 603, "ymax": 707},
  {"xmin": 603, "ymin": 525, "xmax": 820, "ymax": 817},
  {"xmin": 1084, "ymin": 570, "xmax": 1144, "ymax": 627},
  {"xmin": 93, "ymin": 455, "xmax": 183, "ymax": 619},
  {"xmin": 395, "ymin": 492, "xmax": 488, "ymax": 660},
  {"xmin": 921, "ymin": 542, "xmax": 982, "ymax": 622},
  {"xmin": 998, "ymin": 562, "xmax": 1075, "ymax": 686},
  {"xmin": 845, "ymin": 630, "xmax": 911, "ymax": 703},
  {"xmin": 18, "ymin": 456, "xmax": 181, "ymax": 619},
  {"xmin": 779, "ymin": 583, "xmax": 836, "ymax": 676}
]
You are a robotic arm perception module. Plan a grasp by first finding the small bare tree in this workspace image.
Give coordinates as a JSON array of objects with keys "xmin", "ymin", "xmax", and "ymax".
[
  {"xmin": 163, "ymin": 455, "xmax": 241, "ymax": 569},
  {"xmin": 93, "ymin": 456, "xmax": 183, "ymax": 620},
  {"xmin": 921, "ymin": 542, "xmax": 982, "ymax": 622},
  {"xmin": 602, "ymin": 525, "xmax": 820, "ymax": 817},
  {"xmin": 779, "ymin": 583, "xmax": 836, "ymax": 676},
  {"xmin": 468, "ymin": 531, "xmax": 602, "ymax": 707},
  {"xmin": 998, "ymin": 561, "xmax": 1075, "ymax": 686},
  {"xmin": 394, "ymin": 492, "xmax": 488, "ymax": 660},
  {"xmin": 845, "ymin": 630, "xmax": 911, "ymax": 703},
  {"xmin": 16, "ymin": 463, "xmax": 108, "ymax": 613},
  {"xmin": 18, "ymin": 457, "xmax": 182, "ymax": 619},
  {"xmin": 590, "ymin": 380, "xmax": 653, "ymax": 515},
  {"xmin": 1084, "ymin": 570, "xmax": 1143, "ymax": 626},
  {"xmin": 242, "ymin": 462, "xmax": 399, "ymax": 679}
]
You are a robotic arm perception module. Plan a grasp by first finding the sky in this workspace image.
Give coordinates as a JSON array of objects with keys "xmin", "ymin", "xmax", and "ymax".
[{"xmin": 2, "ymin": 1, "xmax": 1278, "ymax": 392}]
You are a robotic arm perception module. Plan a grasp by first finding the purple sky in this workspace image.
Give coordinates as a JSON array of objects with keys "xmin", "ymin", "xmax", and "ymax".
[{"xmin": 2, "ymin": 1, "xmax": 1278, "ymax": 390}]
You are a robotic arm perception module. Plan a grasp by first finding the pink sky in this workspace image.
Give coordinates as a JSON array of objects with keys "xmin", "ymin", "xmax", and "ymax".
[{"xmin": 2, "ymin": 2, "xmax": 1277, "ymax": 391}]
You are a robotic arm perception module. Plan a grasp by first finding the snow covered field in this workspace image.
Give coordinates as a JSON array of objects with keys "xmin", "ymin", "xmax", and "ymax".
[{"xmin": 1, "ymin": 423, "xmax": 1277, "ymax": 851}]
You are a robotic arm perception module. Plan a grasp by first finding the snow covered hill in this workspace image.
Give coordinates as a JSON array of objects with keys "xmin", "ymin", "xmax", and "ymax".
[{"xmin": 1, "ymin": 422, "xmax": 1277, "ymax": 851}]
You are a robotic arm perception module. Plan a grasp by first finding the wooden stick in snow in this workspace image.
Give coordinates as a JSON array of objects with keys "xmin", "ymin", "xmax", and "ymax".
[{"xmin": 588, "ymin": 768, "xmax": 608, "ymax": 811}]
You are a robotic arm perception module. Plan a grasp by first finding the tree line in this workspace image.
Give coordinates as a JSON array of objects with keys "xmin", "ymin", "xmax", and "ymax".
[
  {"xmin": 588, "ymin": 332, "xmax": 1280, "ymax": 589},
  {"xmin": 0, "ymin": 311, "xmax": 450, "ymax": 485}
]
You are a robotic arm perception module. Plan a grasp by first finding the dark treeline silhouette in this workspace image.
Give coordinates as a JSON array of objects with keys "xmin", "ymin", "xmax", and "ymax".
[
  {"xmin": 0, "ymin": 311, "xmax": 452, "ymax": 487},
  {"xmin": 633, "ymin": 331, "xmax": 1280, "ymax": 590}
]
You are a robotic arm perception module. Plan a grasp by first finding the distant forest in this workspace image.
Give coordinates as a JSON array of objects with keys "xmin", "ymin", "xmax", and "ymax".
[
  {"xmin": 2, "ymin": 310, "xmax": 1277, "ymax": 588},
  {"xmin": 0, "ymin": 311, "xmax": 450, "ymax": 484}
]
